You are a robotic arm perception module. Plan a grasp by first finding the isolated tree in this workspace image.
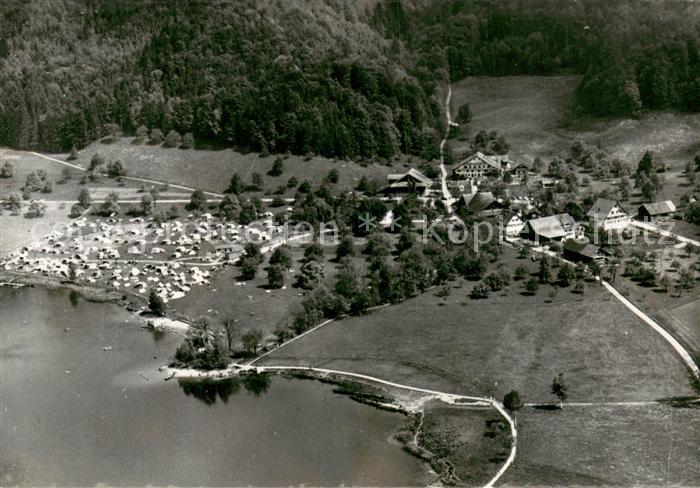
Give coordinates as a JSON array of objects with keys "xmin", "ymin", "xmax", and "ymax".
[
  {"xmin": 268, "ymin": 157, "xmax": 284, "ymax": 176},
  {"xmin": 0, "ymin": 161, "xmax": 13, "ymax": 178},
  {"xmin": 573, "ymin": 279, "xmax": 585, "ymax": 294},
  {"xmin": 181, "ymin": 132, "xmax": 194, "ymax": 149},
  {"xmin": 538, "ymin": 256, "xmax": 551, "ymax": 283},
  {"xmin": 163, "ymin": 129, "xmax": 182, "ymax": 148},
  {"xmin": 675, "ymin": 268, "xmax": 695, "ymax": 294},
  {"xmin": 188, "ymin": 189, "xmax": 207, "ymax": 211},
  {"xmin": 40, "ymin": 180, "xmax": 54, "ymax": 194},
  {"xmin": 503, "ymin": 390, "xmax": 524, "ymax": 414},
  {"xmin": 148, "ymin": 290, "xmax": 166, "ymax": 316},
  {"xmin": 98, "ymin": 192, "xmax": 120, "ymax": 216},
  {"xmin": 68, "ymin": 262, "xmax": 78, "ymax": 282},
  {"xmin": 267, "ymin": 265, "xmax": 285, "ymax": 289},
  {"xmin": 149, "ymin": 128, "xmax": 164, "ymax": 144},
  {"xmin": 243, "ymin": 242, "xmax": 263, "ymax": 264},
  {"xmin": 269, "ymin": 246, "xmax": 292, "ymax": 269},
  {"xmin": 241, "ymin": 329, "xmax": 263, "ymax": 356},
  {"xmin": 77, "ymin": 188, "xmax": 92, "ymax": 208},
  {"xmin": 470, "ymin": 282, "xmax": 490, "ymax": 299},
  {"xmin": 239, "ymin": 257, "xmax": 258, "ymax": 281},
  {"xmin": 295, "ymin": 260, "xmax": 324, "ymax": 290},
  {"xmin": 326, "ymin": 168, "xmax": 339, "ymax": 184},
  {"xmin": 5, "ymin": 193, "xmax": 22, "ymax": 214},
  {"xmin": 69, "ymin": 203, "xmax": 83, "ymax": 218},
  {"xmin": 140, "ymin": 193, "xmax": 153, "ymax": 215},
  {"xmin": 557, "ymin": 264, "xmax": 574, "ymax": 287},
  {"xmin": 135, "ymin": 125, "xmax": 149, "ymax": 142},
  {"xmin": 67, "ymin": 146, "xmax": 78, "ymax": 161},
  {"xmin": 23, "ymin": 170, "xmax": 46, "ymax": 192},
  {"xmin": 25, "ymin": 200, "xmax": 46, "ymax": 218},
  {"xmin": 335, "ymin": 234, "xmax": 355, "ymax": 260},
  {"xmin": 221, "ymin": 317, "xmax": 238, "ymax": 351},
  {"xmin": 456, "ymin": 103, "xmax": 472, "ymax": 124},
  {"xmin": 551, "ymin": 373, "xmax": 568, "ymax": 409},
  {"xmin": 89, "ymin": 152, "xmax": 105, "ymax": 171},
  {"xmin": 149, "ymin": 186, "xmax": 160, "ymax": 208},
  {"xmin": 524, "ymin": 278, "xmax": 539, "ymax": 295},
  {"xmin": 303, "ymin": 241, "xmax": 324, "ymax": 262},
  {"xmin": 514, "ymin": 264, "xmax": 528, "ymax": 281},
  {"xmin": 618, "ymin": 177, "xmax": 630, "ymax": 201}
]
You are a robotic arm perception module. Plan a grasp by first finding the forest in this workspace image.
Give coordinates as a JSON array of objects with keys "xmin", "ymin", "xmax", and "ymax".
[{"xmin": 1, "ymin": 0, "xmax": 699, "ymax": 155}]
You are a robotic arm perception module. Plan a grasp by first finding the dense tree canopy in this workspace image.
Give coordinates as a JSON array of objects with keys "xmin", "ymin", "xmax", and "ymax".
[{"xmin": 1, "ymin": 0, "xmax": 698, "ymax": 155}]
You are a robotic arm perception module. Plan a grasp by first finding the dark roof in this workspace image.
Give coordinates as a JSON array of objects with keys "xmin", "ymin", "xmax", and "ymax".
[
  {"xmin": 639, "ymin": 200, "xmax": 676, "ymax": 216},
  {"xmin": 563, "ymin": 239, "xmax": 608, "ymax": 259},
  {"xmin": 587, "ymin": 198, "xmax": 625, "ymax": 220},
  {"xmin": 461, "ymin": 191, "xmax": 502, "ymax": 214}
]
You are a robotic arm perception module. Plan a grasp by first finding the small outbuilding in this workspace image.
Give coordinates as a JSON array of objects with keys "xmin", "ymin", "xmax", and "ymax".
[{"xmin": 636, "ymin": 200, "xmax": 676, "ymax": 222}]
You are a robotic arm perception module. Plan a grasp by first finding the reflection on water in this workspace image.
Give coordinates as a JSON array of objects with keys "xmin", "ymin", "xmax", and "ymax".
[
  {"xmin": 242, "ymin": 371, "xmax": 271, "ymax": 396},
  {"xmin": 178, "ymin": 373, "xmax": 272, "ymax": 405},
  {"xmin": 178, "ymin": 377, "xmax": 241, "ymax": 405},
  {"xmin": 68, "ymin": 289, "xmax": 79, "ymax": 307}
]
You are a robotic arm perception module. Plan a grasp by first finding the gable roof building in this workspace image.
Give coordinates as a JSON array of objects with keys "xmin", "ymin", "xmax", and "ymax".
[
  {"xmin": 455, "ymin": 191, "xmax": 504, "ymax": 217},
  {"xmin": 500, "ymin": 212, "xmax": 525, "ymax": 237},
  {"xmin": 562, "ymin": 239, "xmax": 610, "ymax": 263},
  {"xmin": 587, "ymin": 198, "xmax": 630, "ymax": 230},
  {"xmin": 380, "ymin": 168, "xmax": 432, "ymax": 197},
  {"xmin": 523, "ymin": 213, "xmax": 581, "ymax": 243},
  {"xmin": 637, "ymin": 200, "xmax": 676, "ymax": 221},
  {"xmin": 452, "ymin": 151, "xmax": 512, "ymax": 181}
]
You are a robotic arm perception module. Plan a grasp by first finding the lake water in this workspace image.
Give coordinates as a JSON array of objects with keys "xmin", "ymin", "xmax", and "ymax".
[{"xmin": 0, "ymin": 287, "xmax": 431, "ymax": 486}]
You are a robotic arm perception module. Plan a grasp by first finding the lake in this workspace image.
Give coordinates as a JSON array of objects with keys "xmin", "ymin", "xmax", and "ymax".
[{"xmin": 0, "ymin": 287, "xmax": 432, "ymax": 486}]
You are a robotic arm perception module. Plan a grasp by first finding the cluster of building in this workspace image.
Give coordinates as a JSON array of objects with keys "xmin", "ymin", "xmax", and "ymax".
[{"xmin": 375, "ymin": 149, "xmax": 681, "ymax": 264}]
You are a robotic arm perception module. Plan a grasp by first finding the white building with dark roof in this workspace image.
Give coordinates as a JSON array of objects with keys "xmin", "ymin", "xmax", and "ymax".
[{"xmin": 587, "ymin": 198, "xmax": 630, "ymax": 230}]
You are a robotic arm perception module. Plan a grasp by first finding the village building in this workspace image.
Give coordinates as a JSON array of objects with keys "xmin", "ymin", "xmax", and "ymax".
[
  {"xmin": 454, "ymin": 191, "xmax": 504, "ymax": 218},
  {"xmin": 509, "ymin": 162, "xmax": 529, "ymax": 182},
  {"xmin": 522, "ymin": 213, "xmax": 582, "ymax": 243},
  {"xmin": 636, "ymin": 200, "xmax": 676, "ymax": 222},
  {"xmin": 587, "ymin": 198, "xmax": 630, "ymax": 230},
  {"xmin": 452, "ymin": 151, "xmax": 513, "ymax": 181},
  {"xmin": 379, "ymin": 168, "xmax": 432, "ymax": 198},
  {"xmin": 500, "ymin": 212, "xmax": 525, "ymax": 238},
  {"xmin": 562, "ymin": 239, "xmax": 610, "ymax": 264}
]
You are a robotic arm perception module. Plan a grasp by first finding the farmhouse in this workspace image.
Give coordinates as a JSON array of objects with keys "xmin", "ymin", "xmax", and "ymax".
[
  {"xmin": 562, "ymin": 239, "xmax": 609, "ymax": 264},
  {"xmin": 379, "ymin": 168, "xmax": 432, "ymax": 198},
  {"xmin": 500, "ymin": 212, "xmax": 525, "ymax": 238},
  {"xmin": 587, "ymin": 198, "xmax": 630, "ymax": 230},
  {"xmin": 452, "ymin": 151, "xmax": 512, "ymax": 181},
  {"xmin": 454, "ymin": 191, "xmax": 504, "ymax": 218},
  {"xmin": 636, "ymin": 200, "xmax": 676, "ymax": 222},
  {"xmin": 509, "ymin": 162, "xmax": 529, "ymax": 182},
  {"xmin": 523, "ymin": 213, "xmax": 581, "ymax": 243}
]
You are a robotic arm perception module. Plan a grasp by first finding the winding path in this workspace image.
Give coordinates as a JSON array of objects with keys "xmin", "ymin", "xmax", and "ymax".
[{"xmin": 438, "ymin": 85, "xmax": 457, "ymax": 214}]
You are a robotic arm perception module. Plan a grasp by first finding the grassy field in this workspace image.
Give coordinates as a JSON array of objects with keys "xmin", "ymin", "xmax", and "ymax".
[
  {"xmin": 448, "ymin": 76, "xmax": 700, "ymax": 165},
  {"xmin": 60, "ymin": 139, "xmax": 395, "ymax": 195},
  {"xmin": 0, "ymin": 201, "xmax": 74, "ymax": 256},
  {"xmin": 502, "ymin": 403, "xmax": 700, "ymax": 486},
  {"xmin": 261, "ymin": 272, "xmax": 693, "ymax": 403}
]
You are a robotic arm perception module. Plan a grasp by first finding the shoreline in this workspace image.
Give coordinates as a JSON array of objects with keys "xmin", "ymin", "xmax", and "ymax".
[{"xmin": 1, "ymin": 271, "xmax": 516, "ymax": 486}]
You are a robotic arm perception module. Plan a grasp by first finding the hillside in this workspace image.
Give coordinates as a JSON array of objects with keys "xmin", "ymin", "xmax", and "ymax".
[
  {"xmin": 448, "ymin": 76, "xmax": 700, "ymax": 165},
  {"xmin": 65, "ymin": 139, "xmax": 394, "ymax": 195},
  {"xmin": 2, "ymin": 0, "xmax": 699, "ymax": 160}
]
